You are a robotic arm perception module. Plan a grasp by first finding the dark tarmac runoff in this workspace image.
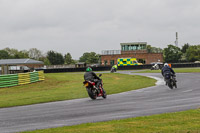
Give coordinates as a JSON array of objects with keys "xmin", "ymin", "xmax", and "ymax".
[{"xmin": 0, "ymin": 71, "xmax": 200, "ymax": 133}]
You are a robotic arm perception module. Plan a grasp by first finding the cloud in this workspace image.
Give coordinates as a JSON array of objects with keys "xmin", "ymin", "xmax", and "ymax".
[{"xmin": 1, "ymin": 0, "xmax": 200, "ymax": 59}]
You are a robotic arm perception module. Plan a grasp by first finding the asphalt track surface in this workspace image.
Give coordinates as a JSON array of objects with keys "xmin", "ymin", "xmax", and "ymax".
[{"xmin": 0, "ymin": 71, "xmax": 200, "ymax": 133}]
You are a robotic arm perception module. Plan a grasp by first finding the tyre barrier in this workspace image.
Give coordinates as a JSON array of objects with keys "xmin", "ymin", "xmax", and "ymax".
[{"xmin": 0, "ymin": 71, "xmax": 45, "ymax": 88}]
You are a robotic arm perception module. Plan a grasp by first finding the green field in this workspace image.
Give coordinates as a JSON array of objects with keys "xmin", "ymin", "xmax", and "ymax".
[
  {"xmin": 133, "ymin": 67, "xmax": 200, "ymax": 73},
  {"xmin": 0, "ymin": 73, "xmax": 156, "ymax": 108},
  {"xmin": 22, "ymin": 109, "xmax": 200, "ymax": 133}
]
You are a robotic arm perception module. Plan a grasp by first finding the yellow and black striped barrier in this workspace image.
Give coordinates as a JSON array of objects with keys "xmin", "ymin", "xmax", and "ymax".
[{"xmin": 0, "ymin": 71, "xmax": 45, "ymax": 88}]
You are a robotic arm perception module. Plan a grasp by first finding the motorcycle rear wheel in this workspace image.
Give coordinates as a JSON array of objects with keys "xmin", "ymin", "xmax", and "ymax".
[
  {"xmin": 167, "ymin": 80, "xmax": 173, "ymax": 89},
  {"xmin": 87, "ymin": 87, "xmax": 97, "ymax": 100}
]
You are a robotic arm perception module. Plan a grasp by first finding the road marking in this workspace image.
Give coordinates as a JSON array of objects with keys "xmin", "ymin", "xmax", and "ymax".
[
  {"xmin": 147, "ymin": 76, "xmax": 164, "ymax": 86},
  {"xmin": 182, "ymin": 90, "xmax": 193, "ymax": 93}
]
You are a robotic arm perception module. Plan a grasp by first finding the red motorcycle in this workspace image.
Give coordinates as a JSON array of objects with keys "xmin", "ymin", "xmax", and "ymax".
[{"xmin": 83, "ymin": 74, "xmax": 107, "ymax": 100}]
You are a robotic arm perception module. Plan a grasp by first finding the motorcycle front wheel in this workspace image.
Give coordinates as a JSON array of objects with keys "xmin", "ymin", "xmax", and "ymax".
[
  {"xmin": 102, "ymin": 88, "xmax": 107, "ymax": 99},
  {"xmin": 173, "ymin": 80, "xmax": 177, "ymax": 88}
]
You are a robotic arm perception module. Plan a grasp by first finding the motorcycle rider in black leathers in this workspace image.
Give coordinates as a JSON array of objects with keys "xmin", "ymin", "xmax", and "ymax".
[
  {"xmin": 161, "ymin": 63, "xmax": 176, "ymax": 84},
  {"xmin": 84, "ymin": 67, "xmax": 101, "ymax": 91}
]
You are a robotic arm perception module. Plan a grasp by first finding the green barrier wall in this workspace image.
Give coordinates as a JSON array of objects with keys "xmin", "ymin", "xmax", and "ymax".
[{"xmin": 0, "ymin": 71, "xmax": 45, "ymax": 88}]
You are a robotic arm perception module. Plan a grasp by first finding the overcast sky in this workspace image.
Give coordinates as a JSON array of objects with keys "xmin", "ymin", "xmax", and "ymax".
[{"xmin": 0, "ymin": 0, "xmax": 200, "ymax": 59}]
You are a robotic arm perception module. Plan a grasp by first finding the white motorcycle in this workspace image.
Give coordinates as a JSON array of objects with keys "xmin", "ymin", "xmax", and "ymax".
[{"xmin": 151, "ymin": 64, "xmax": 160, "ymax": 70}]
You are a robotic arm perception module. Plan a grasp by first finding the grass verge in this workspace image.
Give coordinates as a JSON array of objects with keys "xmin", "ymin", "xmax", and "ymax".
[
  {"xmin": 133, "ymin": 67, "xmax": 200, "ymax": 73},
  {"xmin": 0, "ymin": 73, "xmax": 156, "ymax": 108},
  {"xmin": 21, "ymin": 108, "xmax": 200, "ymax": 133}
]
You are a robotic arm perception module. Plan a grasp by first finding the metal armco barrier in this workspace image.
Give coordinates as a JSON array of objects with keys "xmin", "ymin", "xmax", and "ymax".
[
  {"xmin": 38, "ymin": 66, "xmax": 111, "ymax": 73},
  {"xmin": 0, "ymin": 71, "xmax": 45, "ymax": 88},
  {"xmin": 36, "ymin": 63, "xmax": 200, "ymax": 73},
  {"xmin": 171, "ymin": 63, "xmax": 200, "ymax": 68}
]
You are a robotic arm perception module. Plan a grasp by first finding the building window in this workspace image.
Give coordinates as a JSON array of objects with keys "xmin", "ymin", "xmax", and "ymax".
[
  {"xmin": 104, "ymin": 60, "xmax": 107, "ymax": 66},
  {"xmin": 121, "ymin": 43, "xmax": 147, "ymax": 51},
  {"xmin": 110, "ymin": 60, "xmax": 114, "ymax": 66},
  {"xmin": 138, "ymin": 59, "xmax": 146, "ymax": 64}
]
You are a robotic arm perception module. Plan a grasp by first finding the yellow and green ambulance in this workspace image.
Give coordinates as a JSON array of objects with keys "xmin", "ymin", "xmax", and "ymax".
[{"xmin": 117, "ymin": 58, "xmax": 142, "ymax": 66}]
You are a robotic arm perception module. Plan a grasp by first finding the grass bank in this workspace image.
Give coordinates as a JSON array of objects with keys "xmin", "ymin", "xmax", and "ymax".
[
  {"xmin": 134, "ymin": 67, "xmax": 200, "ymax": 73},
  {"xmin": 0, "ymin": 73, "xmax": 156, "ymax": 108},
  {"xmin": 22, "ymin": 108, "xmax": 200, "ymax": 133}
]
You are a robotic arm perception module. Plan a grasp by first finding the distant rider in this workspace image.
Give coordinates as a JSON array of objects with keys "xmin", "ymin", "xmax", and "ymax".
[
  {"xmin": 161, "ymin": 63, "xmax": 176, "ymax": 84},
  {"xmin": 152, "ymin": 63, "xmax": 159, "ymax": 70},
  {"xmin": 84, "ymin": 67, "xmax": 101, "ymax": 90},
  {"xmin": 112, "ymin": 64, "xmax": 118, "ymax": 72}
]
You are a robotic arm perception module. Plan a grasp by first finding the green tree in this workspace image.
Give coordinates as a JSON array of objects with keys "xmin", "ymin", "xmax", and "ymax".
[
  {"xmin": 186, "ymin": 45, "xmax": 200, "ymax": 62},
  {"xmin": 47, "ymin": 50, "xmax": 64, "ymax": 65},
  {"xmin": 79, "ymin": 52, "xmax": 100, "ymax": 64},
  {"xmin": 180, "ymin": 43, "xmax": 190, "ymax": 62},
  {"xmin": 163, "ymin": 45, "xmax": 182, "ymax": 63},
  {"xmin": 0, "ymin": 50, "xmax": 10, "ymax": 59},
  {"xmin": 79, "ymin": 52, "xmax": 90, "ymax": 63},
  {"xmin": 64, "ymin": 53, "xmax": 74, "ymax": 64},
  {"xmin": 3, "ymin": 48, "xmax": 29, "ymax": 59},
  {"xmin": 147, "ymin": 45, "xmax": 163, "ymax": 53},
  {"xmin": 28, "ymin": 48, "xmax": 43, "ymax": 60},
  {"xmin": 38, "ymin": 56, "xmax": 51, "ymax": 65},
  {"xmin": 3, "ymin": 47, "xmax": 19, "ymax": 58},
  {"xmin": 14, "ymin": 50, "xmax": 29, "ymax": 58},
  {"xmin": 181, "ymin": 43, "xmax": 190, "ymax": 53},
  {"xmin": 44, "ymin": 58, "xmax": 51, "ymax": 65}
]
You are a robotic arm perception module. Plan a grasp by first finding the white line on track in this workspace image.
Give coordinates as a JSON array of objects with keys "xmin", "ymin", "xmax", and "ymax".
[
  {"xmin": 182, "ymin": 90, "xmax": 193, "ymax": 93},
  {"xmin": 147, "ymin": 76, "xmax": 164, "ymax": 86}
]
